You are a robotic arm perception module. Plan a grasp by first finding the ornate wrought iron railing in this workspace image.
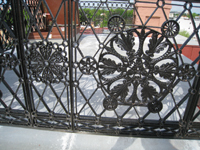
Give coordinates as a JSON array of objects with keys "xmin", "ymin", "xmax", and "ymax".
[{"xmin": 0, "ymin": 0, "xmax": 200, "ymax": 139}]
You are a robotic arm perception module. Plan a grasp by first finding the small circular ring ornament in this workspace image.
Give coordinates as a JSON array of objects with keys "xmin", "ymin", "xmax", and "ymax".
[
  {"xmin": 79, "ymin": 56, "xmax": 97, "ymax": 75},
  {"xmin": 157, "ymin": 0, "xmax": 165, "ymax": 7},
  {"xmin": 148, "ymin": 100, "xmax": 163, "ymax": 113},
  {"xmin": 103, "ymin": 96, "xmax": 118, "ymax": 111},
  {"xmin": 108, "ymin": 15, "xmax": 126, "ymax": 32},
  {"xmin": 184, "ymin": 2, "xmax": 193, "ymax": 10},
  {"xmin": 161, "ymin": 20, "xmax": 180, "ymax": 38},
  {"xmin": 178, "ymin": 64, "xmax": 196, "ymax": 81}
]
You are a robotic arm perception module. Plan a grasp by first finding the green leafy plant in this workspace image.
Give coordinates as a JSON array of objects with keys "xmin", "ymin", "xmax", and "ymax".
[
  {"xmin": 23, "ymin": 9, "xmax": 30, "ymax": 35},
  {"xmin": 179, "ymin": 30, "xmax": 190, "ymax": 38},
  {"xmin": 187, "ymin": 12, "xmax": 199, "ymax": 19},
  {"xmin": 4, "ymin": 9, "xmax": 14, "ymax": 26},
  {"xmin": 79, "ymin": 8, "xmax": 134, "ymax": 28}
]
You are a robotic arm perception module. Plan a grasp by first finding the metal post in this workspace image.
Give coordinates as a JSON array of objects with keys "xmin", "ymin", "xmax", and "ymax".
[
  {"xmin": 183, "ymin": 61, "xmax": 200, "ymax": 136},
  {"xmin": 11, "ymin": 0, "xmax": 34, "ymax": 125},
  {"xmin": 68, "ymin": 0, "xmax": 74, "ymax": 131}
]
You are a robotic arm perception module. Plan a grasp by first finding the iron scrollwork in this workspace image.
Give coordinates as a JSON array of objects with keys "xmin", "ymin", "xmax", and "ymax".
[
  {"xmin": 25, "ymin": 41, "xmax": 68, "ymax": 83},
  {"xmin": 99, "ymin": 27, "xmax": 179, "ymax": 111},
  {"xmin": 178, "ymin": 64, "xmax": 196, "ymax": 82},
  {"xmin": 0, "ymin": 53, "xmax": 19, "ymax": 70}
]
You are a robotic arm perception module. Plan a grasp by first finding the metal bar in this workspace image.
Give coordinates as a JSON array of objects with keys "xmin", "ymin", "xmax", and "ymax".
[
  {"xmin": 68, "ymin": 0, "xmax": 74, "ymax": 131},
  {"xmin": 161, "ymin": 6, "xmax": 168, "ymax": 21},
  {"xmin": 133, "ymin": 3, "xmax": 144, "ymax": 26},
  {"xmin": 78, "ymin": 3, "xmax": 101, "ymax": 43},
  {"xmin": 191, "ymin": 55, "xmax": 200, "ymax": 66},
  {"xmin": 0, "ymin": 98, "xmax": 7, "ymax": 108},
  {"xmin": 183, "ymin": 63, "xmax": 200, "ymax": 131},
  {"xmin": 11, "ymin": 0, "xmax": 34, "ymax": 124},
  {"xmin": 64, "ymin": 1, "xmax": 67, "ymax": 40},
  {"xmin": 32, "ymin": 1, "xmax": 45, "ymax": 37},
  {"xmin": 192, "ymin": 110, "xmax": 200, "ymax": 121},
  {"xmin": 144, "ymin": 7, "xmax": 159, "ymax": 26},
  {"xmin": 74, "ymin": 2, "xmax": 78, "ymax": 115},
  {"xmin": 179, "ymin": 25, "xmax": 200, "ymax": 51},
  {"xmin": 49, "ymin": 83, "xmax": 68, "ymax": 114},
  {"xmin": 54, "ymin": 1, "xmax": 65, "ymax": 40},
  {"xmin": 31, "ymin": 83, "xmax": 51, "ymax": 112},
  {"xmin": 2, "ymin": 21, "xmax": 15, "ymax": 38},
  {"xmin": 176, "ymin": 9, "xmax": 186, "ymax": 22}
]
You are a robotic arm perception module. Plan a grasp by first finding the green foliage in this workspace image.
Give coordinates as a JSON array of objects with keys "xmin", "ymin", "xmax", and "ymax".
[
  {"xmin": 1, "ymin": 8, "xmax": 30, "ymax": 34},
  {"xmin": 186, "ymin": 13, "xmax": 199, "ymax": 18},
  {"xmin": 79, "ymin": 8, "xmax": 134, "ymax": 27},
  {"xmin": 179, "ymin": 30, "xmax": 190, "ymax": 38},
  {"xmin": 23, "ymin": 9, "xmax": 30, "ymax": 34},
  {"xmin": 4, "ymin": 9, "xmax": 14, "ymax": 26},
  {"xmin": 175, "ymin": 12, "xmax": 199, "ymax": 19}
]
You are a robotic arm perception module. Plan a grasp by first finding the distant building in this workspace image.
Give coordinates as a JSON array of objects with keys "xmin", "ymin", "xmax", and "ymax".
[
  {"xmin": 195, "ymin": 16, "xmax": 200, "ymax": 20},
  {"xmin": 169, "ymin": 11, "xmax": 179, "ymax": 19}
]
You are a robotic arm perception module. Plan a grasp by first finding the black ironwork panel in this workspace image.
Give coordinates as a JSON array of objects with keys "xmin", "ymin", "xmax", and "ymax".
[
  {"xmin": 22, "ymin": 0, "xmax": 72, "ymax": 129},
  {"xmin": 0, "ymin": 0, "xmax": 200, "ymax": 139},
  {"xmin": 0, "ymin": 0, "xmax": 30, "ymax": 126},
  {"xmin": 74, "ymin": 0, "xmax": 200, "ymax": 138},
  {"xmin": 24, "ymin": 41, "xmax": 71, "ymax": 129}
]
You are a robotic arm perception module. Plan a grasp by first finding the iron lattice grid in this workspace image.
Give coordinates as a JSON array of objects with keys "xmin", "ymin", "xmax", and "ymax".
[{"xmin": 0, "ymin": 0, "xmax": 200, "ymax": 139}]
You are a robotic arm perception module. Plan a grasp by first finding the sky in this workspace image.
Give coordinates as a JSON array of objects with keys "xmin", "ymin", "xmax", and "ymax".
[{"xmin": 170, "ymin": 1, "xmax": 200, "ymax": 13}]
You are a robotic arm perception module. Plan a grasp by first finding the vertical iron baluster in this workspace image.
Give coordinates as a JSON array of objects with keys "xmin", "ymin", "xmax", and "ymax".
[
  {"xmin": 68, "ymin": 0, "xmax": 74, "ymax": 131},
  {"xmin": 11, "ymin": 0, "xmax": 34, "ymax": 125},
  {"xmin": 183, "ymin": 62, "xmax": 200, "ymax": 136}
]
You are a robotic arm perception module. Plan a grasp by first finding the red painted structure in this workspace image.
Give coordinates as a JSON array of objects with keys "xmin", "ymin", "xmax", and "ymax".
[{"xmin": 178, "ymin": 44, "xmax": 200, "ymax": 64}]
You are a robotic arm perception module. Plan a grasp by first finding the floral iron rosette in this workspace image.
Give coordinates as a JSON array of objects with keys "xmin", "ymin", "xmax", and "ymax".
[
  {"xmin": 25, "ymin": 41, "xmax": 68, "ymax": 83},
  {"xmin": 98, "ymin": 27, "xmax": 179, "ymax": 112}
]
